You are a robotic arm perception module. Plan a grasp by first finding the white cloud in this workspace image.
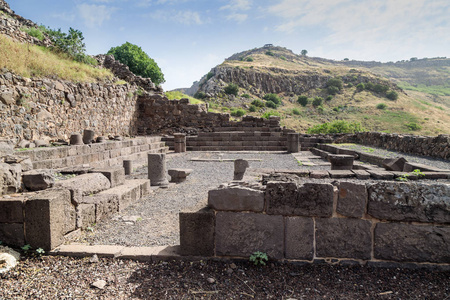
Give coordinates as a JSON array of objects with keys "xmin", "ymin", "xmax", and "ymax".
[
  {"xmin": 148, "ymin": 9, "xmax": 203, "ymax": 25},
  {"xmin": 220, "ymin": 0, "xmax": 252, "ymax": 11},
  {"xmin": 226, "ymin": 13, "xmax": 248, "ymax": 23},
  {"xmin": 267, "ymin": 0, "xmax": 450, "ymax": 60},
  {"xmin": 77, "ymin": 4, "xmax": 116, "ymax": 27}
]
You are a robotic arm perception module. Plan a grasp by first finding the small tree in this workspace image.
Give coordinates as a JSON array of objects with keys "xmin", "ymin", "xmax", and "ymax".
[
  {"xmin": 386, "ymin": 90, "xmax": 399, "ymax": 100},
  {"xmin": 263, "ymin": 93, "xmax": 281, "ymax": 105},
  {"xmin": 301, "ymin": 49, "xmax": 308, "ymax": 56},
  {"xmin": 108, "ymin": 42, "xmax": 165, "ymax": 85},
  {"xmin": 312, "ymin": 97, "xmax": 323, "ymax": 107},
  {"xmin": 224, "ymin": 83, "xmax": 239, "ymax": 96},
  {"xmin": 356, "ymin": 83, "xmax": 365, "ymax": 91},
  {"xmin": 297, "ymin": 95, "xmax": 308, "ymax": 107}
]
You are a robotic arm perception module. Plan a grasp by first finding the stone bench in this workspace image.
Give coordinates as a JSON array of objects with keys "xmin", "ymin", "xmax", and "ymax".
[{"xmin": 168, "ymin": 169, "xmax": 192, "ymax": 183}]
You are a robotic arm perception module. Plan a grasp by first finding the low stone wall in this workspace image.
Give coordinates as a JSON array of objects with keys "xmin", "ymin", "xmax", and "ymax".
[
  {"xmin": 180, "ymin": 181, "xmax": 450, "ymax": 267},
  {"xmin": 16, "ymin": 136, "xmax": 166, "ymax": 169},
  {"xmin": 336, "ymin": 132, "xmax": 450, "ymax": 160}
]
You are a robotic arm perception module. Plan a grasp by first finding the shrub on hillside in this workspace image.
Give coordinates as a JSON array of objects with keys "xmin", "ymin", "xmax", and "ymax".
[
  {"xmin": 312, "ymin": 97, "xmax": 323, "ymax": 107},
  {"xmin": 376, "ymin": 103, "xmax": 387, "ymax": 110},
  {"xmin": 327, "ymin": 78, "xmax": 343, "ymax": 90},
  {"xmin": 249, "ymin": 105, "xmax": 257, "ymax": 112},
  {"xmin": 327, "ymin": 86, "xmax": 340, "ymax": 95},
  {"xmin": 297, "ymin": 95, "xmax": 308, "ymax": 106},
  {"xmin": 107, "ymin": 42, "xmax": 165, "ymax": 85},
  {"xmin": 231, "ymin": 108, "xmax": 246, "ymax": 117},
  {"xmin": 307, "ymin": 120, "xmax": 365, "ymax": 134},
  {"xmin": 206, "ymin": 72, "xmax": 214, "ymax": 80},
  {"xmin": 326, "ymin": 95, "xmax": 333, "ymax": 101},
  {"xmin": 406, "ymin": 122, "xmax": 422, "ymax": 131},
  {"xmin": 194, "ymin": 91, "xmax": 206, "ymax": 99},
  {"xmin": 292, "ymin": 108, "xmax": 301, "ymax": 115},
  {"xmin": 251, "ymin": 99, "xmax": 265, "ymax": 107},
  {"xmin": 245, "ymin": 57, "xmax": 254, "ymax": 62},
  {"xmin": 21, "ymin": 26, "xmax": 45, "ymax": 41},
  {"xmin": 265, "ymin": 100, "xmax": 278, "ymax": 109},
  {"xmin": 263, "ymin": 93, "xmax": 281, "ymax": 104},
  {"xmin": 373, "ymin": 84, "xmax": 389, "ymax": 94},
  {"xmin": 241, "ymin": 93, "xmax": 251, "ymax": 98},
  {"xmin": 262, "ymin": 110, "xmax": 281, "ymax": 119},
  {"xmin": 356, "ymin": 83, "xmax": 365, "ymax": 91},
  {"xmin": 265, "ymin": 50, "xmax": 275, "ymax": 56},
  {"xmin": 386, "ymin": 90, "xmax": 399, "ymax": 100},
  {"xmin": 224, "ymin": 83, "xmax": 239, "ymax": 96}
]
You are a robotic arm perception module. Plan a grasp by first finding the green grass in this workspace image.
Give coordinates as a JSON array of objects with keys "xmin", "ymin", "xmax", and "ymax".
[
  {"xmin": 0, "ymin": 35, "xmax": 112, "ymax": 82},
  {"xmin": 165, "ymin": 91, "xmax": 204, "ymax": 104},
  {"xmin": 398, "ymin": 81, "xmax": 450, "ymax": 97},
  {"xmin": 369, "ymin": 110, "xmax": 422, "ymax": 133}
]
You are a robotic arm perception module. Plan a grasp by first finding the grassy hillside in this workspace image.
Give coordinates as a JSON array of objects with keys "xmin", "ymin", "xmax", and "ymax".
[
  {"xmin": 0, "ymin": 34, "xmax": 113, "ymax": 82},
  {"xmin": 200, "ymin": 47, "xmax": 450, "ymax": 135}
]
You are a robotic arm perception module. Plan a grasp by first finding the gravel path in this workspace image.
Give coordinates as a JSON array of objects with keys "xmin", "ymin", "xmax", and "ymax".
[{"xmin": 70, "ymin": 152, "xmax": 300, "ymax": 247}]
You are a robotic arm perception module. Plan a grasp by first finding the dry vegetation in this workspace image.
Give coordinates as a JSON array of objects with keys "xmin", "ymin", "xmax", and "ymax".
[{"xmin": 0, "ymin": 35, "xmax": 113, "ymax": 82}]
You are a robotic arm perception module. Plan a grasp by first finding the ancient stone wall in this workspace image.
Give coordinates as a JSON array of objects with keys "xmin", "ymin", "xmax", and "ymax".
[
  {"xmin": 181, "ymin": 181, "xmax": 450, "ymax": 267},
  {"xmin": 336, "ymin": 132, "xmax": 450, "ymax": 160}
]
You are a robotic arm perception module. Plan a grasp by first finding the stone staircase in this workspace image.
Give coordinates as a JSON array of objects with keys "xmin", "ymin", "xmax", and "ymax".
[{"xmin": 162, "ymin": 127, "xmax": 293, "ymax": 151}]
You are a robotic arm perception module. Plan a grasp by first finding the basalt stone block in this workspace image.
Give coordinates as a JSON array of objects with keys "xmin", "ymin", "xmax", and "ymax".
[
  {"xmin": 265, "ymin": 182, "xmax": 335, "ymax": 217},
  {"xmin": 337, "ymin": 182, "xmax": 367, "ymax": 218},
  {"xmin": 374, "ymin": 223, "xmax": 450, "ymax": 263},
  {"xmin": 383, "ymin": 157, "xmax": 407, "ymax": 171},
  {"xmin": 208, "ymin": 186, "xmax": 264, "ymax": 212},
  {"xmin": 368, "ymin": 182, "xmax": 450, "ymax": 224},
  {"xmin": 0, "ymin": 198, "xmax": 24, "ymax": 222},
  {"xmin": 54, "ymin": 173, "xmax": 111, "ymax": 204},
  {"xmin": 351, "ymin": 170, "xmax": 371, "ymax": 180},
  {"xmin": 215, "ymin": 212, "xmax": 284, "ymax": 259},
  {"xmin": 90, "ymin": 166, "xmax": 125, "ymax": 188},
  {"xmin": 310, "ymin": 170, "xmax": 329, "ymax": 179},
  {"xmin": 77, "ymin": 203, "xmax": 96, "ymax": 228},
  {"xmin": 328, "ymin": 170, "xmax": 355, "ymax": 178},
  {"xmin": 179, "ymin": 208, "xmax": 215, "ymax": 256},
  {"xmin": 316, "ymin": 218, "xmax": 372, "ymax": 260},
  {"xmin": 22, "ymin": 169, "xmax": 55, "ymax": 191},
  {"xmin": 0, "ymin": 223, "xmax": 25, "ymax": 247},
  {"xmin": 81, "ymin": 194, "xmax": 119, "ymax": 223},
  {"xmin": 285, "ymin": 217, "xmax": 314, "ymax": 260},
  {"xmin": 24, "ymin": 189, "xmax": 75, "ymax": 250}
]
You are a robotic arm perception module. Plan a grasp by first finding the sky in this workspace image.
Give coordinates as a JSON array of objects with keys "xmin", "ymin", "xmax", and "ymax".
[{"xmin": 10, "ymin": 0, "xmax": 450, "ymax": 91}]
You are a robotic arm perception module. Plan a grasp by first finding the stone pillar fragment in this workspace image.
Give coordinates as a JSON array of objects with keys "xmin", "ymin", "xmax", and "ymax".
[
  {"xmin": 287, "ymin": 133, "xmax": 300, "ymax": 153},
  {"xmin": 233, "ymin": 159, "xmax": 249, "ymax": 180},
  {"xmin": 173, "ymin": 133, "xmax": 186, "ymax": 153},
  {"xmin": 82, "ymin": 130, "xmax": 95, "ymax": 144},
  {"xmin": 123, "ymin": 160, "xmax": 132, "ymax": 175},
  {"xmin": 70, "ymin": 133, "xmax": 83, "ymax": 145},
  {"xmin": 148, "ymin": 153, "xmax": 169, "ymax": 187}
]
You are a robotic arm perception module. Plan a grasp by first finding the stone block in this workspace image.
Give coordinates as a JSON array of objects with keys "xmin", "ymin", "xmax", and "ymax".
[
  {"xmin": 24, "ymin": 189, "xmax": 75, "ymax": 250},
  {"xmin": 337, "ymin": 182, "xmax": 367, "ymax": 218},
  {"xmin": 0, "ymin": 223, "xmax": 25, "ymax": 247},
  {"xmin": 285, "ymin": 217, "xmax": 314, "ymax": 260},
  {"xmin": 90, "ymin": 166, "xmax": 125, "ymax": 187},
  {"xmin": 374, "ymin": 223, "xmax": 450, "ymax": 263},
  {"xmin": 208, "ymin": 186, "xmax": 264, "ymax": 212},
  {"xmin": 0, "ymin": 198, "xmax": 24, "ymax": 222},
  {"xmin": 98, "ymin": 179, "xmax": 143, "ymax": 211},
  {"xmin": 367, "ymin": 182, "xmax": 450, "ymax": 223},
  {"xmin": 383, "ymin": 157, "xmax": 407, "ymax": 171},
  {"xmin": 265, "ymin": 182, "xmax": 334, "ymax": 217},
  {"xmin": 54, "ymin": 173, "xmax": 111, "ymax": 203},
  {"xmin": 403, "ymin": 162, "xmax": 446, "ymax": 172},
  {"xmin": 81, "ymin": 194, "xmax": 119, "ymax": 223},
  {"xmin": 168, "ymin": 168, "xmax": 192, "ymax": 183},
  {"xmin": 215, "ymin": 212, "xmax": 284, "ymax": 259},
  {"xmin": 77, "ymin": 203, "xmax": 96, "ymax": 228},
  {"xmin": 315, "ymin": 218, "xmax": 372, "ymax": 260},
  {"xmin": 310, "ymin": 170, "xmax": 330, "ymax": 179},
  {"xmin": 22, "ymin": 169, "xmax": 55, "ymax": 191},
  {"xmin": 367, "ymin": 170, "xmax": 394, "ymax": 180},
  {"xmin": 328, "ymin": 170, "xmax": 355, "ymax": 178},
  {"xmin": 179, "ymin": 208, "xmax": 215, "ymax": 256},
  {"xmin": 351, "ymin": 170, "xmax": 371, "ymax": 179}
]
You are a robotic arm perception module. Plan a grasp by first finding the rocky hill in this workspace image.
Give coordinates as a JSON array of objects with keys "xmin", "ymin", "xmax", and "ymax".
[{"xmin": 187, "ymin": 46, "xmax": 449, "ymax": 135}]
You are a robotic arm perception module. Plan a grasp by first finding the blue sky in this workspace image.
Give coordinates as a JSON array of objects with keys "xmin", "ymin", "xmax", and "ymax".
[{"xmin": 10, "ymin": 0, "xmax": 450, "ymax": 90}]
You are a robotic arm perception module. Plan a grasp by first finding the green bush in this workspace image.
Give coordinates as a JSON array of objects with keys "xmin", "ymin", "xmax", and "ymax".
[
  {"xmin": 21, "ymin": 26, "xmax": 45, "ymax": 41},
  {"xmin": 386, "ymin": 90, "xmax": 399, "ymax": 100},
  {"xmin": 365, "ymin": 82, "xmax": 374, "ymax": 91},
  {"xmin": 312, "ymin": 97, "xmax": 323, "ymax": 107},
  {"xmin": 265, "ymin": 100, "xmax": 278, "ymax": 109},
  {"xmin": 406, "ymin": 122, "xmax": 422, "ymax": 131},
  {"xmin": 376, "ymin": 103, "xmax": 387, "ymax": 110},
  {"xmin": 231, "ymin": 108, "xmax": 246, "ymax": 117},
  {"xmin": 265, "ymin": 50, "xmax": 275, "ymax": 56},
  {"xmin": 263, "ymin": 93, "xmax": 281, "ymax": 104},
  {"xmin": 297, "ymin": 95, "xmax": 308, "ymax": 106},
  {"xmin": 373, "ymin": 84, "xmax": 389, "ymax": 94},
  {"xmin": 327, "ymin": 86, "xmax": 340, "ymax": 95},
  {"xmin": 280, "ymin": 56, "xmax": 286, "ymax": 60},
  {"xmin": 292, "ymin": 108, "xmax": 301, "ymax": 115},
  {"xmin": 241, "ymin": 93, "xmax": 251, "ymax": 98},
  {"xmin": 224, "ymin": 83, "xmax": 239, "ymax": 96},
  {"xmin": 194, "ymin": 91, "xmax": 206, "ymax": 99},
  {"xmin": 307, "ymin": 120, "xmax": 365, "ymax": 134},
  {"xmin": 245, "ymin": 57, "xmax": 254, "ymax": 62},
  {"xmin": 356, "ymin": 83, "xmax": 365, "ymax": 91},
  {"xmin": 206, "ymin": 72, "xmax": 214, "ymax": 80},
  {"xmin": 317, "ymin": 105, "xmax": 325, "ymax": 113},
  {"xmin": 262, "ymin": 110, "xmax": 281, "ymax": 119},
  {"xmin": 327, "ymin": 78, "xmax": 343, "ymax": 90},
  {"xmin": 249, "ymin": 105, "xmax": 257, "ymax": 112},
  {"xmin": 251, "ymin": 99, "xmax": 265, "ymax": 107},
  {"xmin": 326, "ymin": 95, "xmax": 333, "ymax": 101},
  {"xmin": 107, "ymin": 42, "xmax": 165, "ymax": 85}
]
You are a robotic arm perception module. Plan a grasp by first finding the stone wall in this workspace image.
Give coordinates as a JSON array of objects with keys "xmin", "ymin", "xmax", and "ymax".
[
  {"xmin": 336, "ymin": 132, "xmax": 450, "ymax": 160},
  {"xmin": 180, "ymin": 181, "xmax": 450, "ymax": 267}
]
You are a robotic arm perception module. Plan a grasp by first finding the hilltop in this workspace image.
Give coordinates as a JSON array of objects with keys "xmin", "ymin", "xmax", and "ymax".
[{"xmin": 188, "ymin": 46, "xmax": 449, "ymax": 135}]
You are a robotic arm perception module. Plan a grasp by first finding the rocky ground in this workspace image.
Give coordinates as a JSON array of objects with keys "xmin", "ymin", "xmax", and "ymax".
[
  {"xmin": 1, "ymin": 256, "xmax": 449, "ymax": 299},
  {"xmin": 1, "ymin": 149, "xmax": 449, "ymax": 299}
]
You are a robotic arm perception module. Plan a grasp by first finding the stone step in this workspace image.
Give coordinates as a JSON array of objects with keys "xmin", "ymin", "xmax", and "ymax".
[
  {"xmin": 98, "ymin": 179, "xmax": 151, "ymax": 212},
  {"xmin": 186, "ymin": 146, "xmax": 286, "ymax": 151}
]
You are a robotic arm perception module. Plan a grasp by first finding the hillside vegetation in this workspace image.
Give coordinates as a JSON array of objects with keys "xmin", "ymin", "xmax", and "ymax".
[
  {"xmin": 191, "ymin": 46, "xmax": 449, "ymax": 135},
  {"xmin": 0, "ymin": 34, "xmax": 113, "ymax": 82}
]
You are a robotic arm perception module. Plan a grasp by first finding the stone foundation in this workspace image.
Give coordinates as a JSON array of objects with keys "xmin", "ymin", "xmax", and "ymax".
[{"xmin": 180, "ymin": 181, "xmax": 450, "ymax": 267}]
